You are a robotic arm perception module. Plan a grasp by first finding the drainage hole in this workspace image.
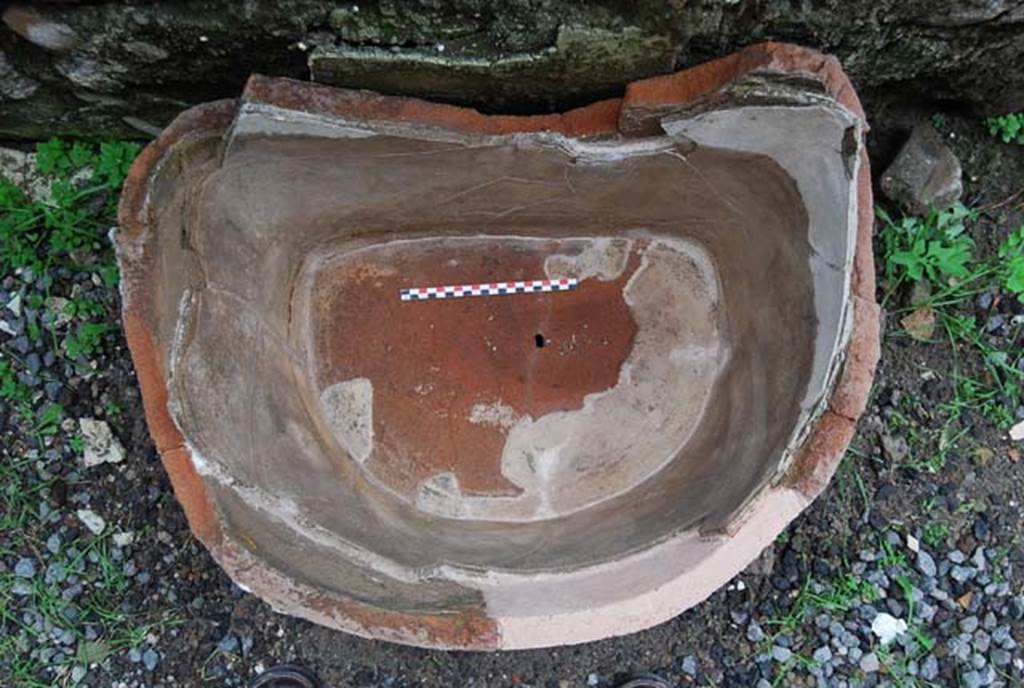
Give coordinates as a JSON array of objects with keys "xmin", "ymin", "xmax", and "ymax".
[{"xmin": 535, "ymin": 334, "xmax": 545, "ymax": 348}]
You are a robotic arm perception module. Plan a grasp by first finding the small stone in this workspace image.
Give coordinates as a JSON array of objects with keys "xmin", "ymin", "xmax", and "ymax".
[
  {"xmin": 70, "ymin": 665, "xmax": 86, "ymax": 683},
  {"xmin": 681, "ymin": 655, "xmax": 698, "ymax": 676},
  {"xmin": 75, "ymin": 508, "xmax": 105, "ymax": 535},
  {"xmin": 951, "ymin": 636, "xmax": 972, "ymax": 661},
  {"xmin": 840, "ymin": 631, "xmax": 860, "ymax": 649},
  {"xmin": 991, "ymin": 648, "xmax": 1012, "ymax": 666},
  {"xmin": 921, "ymin": 654, "xmax": 939, "ymax": 680},
  {"xmin": 871, "ymin": 613, "xmax": 908, "ymax": 645},
  {"xmin": 771, "ymin": 646, "xmax": 792, "ymax": 663},
  {"xmin": 6, "ymin": 292, "xmax": 21, "ymax": 317},
  {"xmin": 142, "ymin": 648, "xmax": 159, "ymax": 671},
  {"xmin": 217, "ymin": 633, "xmax": 239, "ymax": 654},
  {"xmin": 880, "ymin": 122, "xmax": 963, "ymax": 215},
  {"xmin": 916, "ymin": 550, "xmax": 937, "ymax": 577},
  {"xmin": 1010, "ymin": 419, "xmax": 1024, "ymax": 441},
  {"xmin": 746, "ymin": 621, "xmax": 765, "ymax": 643},
  {"xmin": 1009, "ymin": 597, "xmax": 1024, "ymax": 620},
  {"xmin": 859, "ymin": 652, "xmax": 880, "ymax": 673},
  {"xmin": 992, "ymin": 625, "xmax": 1012, "ymax": 646},
  {"xmin": 961, "ymin": 670, "xmax": 983, "ymax": 688},
  {"xmin": 112, "ymin": 531, "xmax": 135, "ymax": 547},
  {"xmin": 971, "ymin": 547, "xmax": 986, "ymax": 571},
  {"xmin": 973, "ymin": 518, "xmax": 990, "ymax": 542},
  {"xmin": 587, "ymin": 674, "xmax": 599, "ymax": 687},
  {"xmin": 45, "ymin": 533, "xmax": 61, "ymax": 555},
  {"xmin": 812, "ymin": 646, "xmax": 832, "ymax": 664},
  {"xmin": 78, "ymin": 418, "xmax": 125, "ymax": 467},
  {"xmin": 951, "ymin": 565, "xmax": 975, "ymax": 583},
  {"xmin": 960, "ymin": 616, "xmax": 979, "ymax": 633},
  {"xmin": 14, "ymin": 558, "xmax": 36, "ymax": 578},
  {"xmin": 880, "ymin": 433, "xmax": 909, "ymax": 463}
]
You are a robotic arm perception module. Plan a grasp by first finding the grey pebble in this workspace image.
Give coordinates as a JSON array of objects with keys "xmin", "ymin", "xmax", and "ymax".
[
  {"xmin": 746, "ymin": 621, "xmax": 765, "ymax": 643},
  {"xmin": 859, "ymin": 653, "xmax": 880, "ymax": 673},
  {"xmin": 771, "ymin": 646, "xmax": 792, "ymax": 663},
  {"xmin": 812, "ymin": 646, "xmax": 832, "ymax": 664},
  {"xmin": 916, "ymin": 550, "xmax": 937, "ymax": 577},
  {"xmin": 11, "ymin": 579, "xmax": 34, "ymax": 596},
  {"xmin": 14, "ymin": 558, "xmax": 36, "ymax": 578},
  {"xmin": 960, "ymin": 615, "xmax": 979, "ymax": 633},
  {"xmin": 951, "ymin": 565, "xmax": 975, "ymax": 583},
  {"xmin": 217, "ymin": 633, "xmax": 239, "ymax": 654},
  {"xmin": 921, "ymin": 654, "xmax": 939, "ymax": 681},
  {"xmin": 44, "ymin": 562, "xmax": 66, "ymax": 585},
  {"xmin": 950, "ymin": 636, "xmax": 972, "ymax": 661},
  {"xmin": 142, "ymin": 648, "xmax": 159, "ymax": 671},
  {"xmin": 991, "ymin": 648, "xmax": 1012, "ymax": 666},
  {"xmin": 45, "ymin": 533, "xmax": 61, "ymax": 555},
  {"xmin": 681, "ymin": 655, "xmax": 698, "ymax": 676},
  {"xmin": 961, "ymin": 670, "xmax": 984, "ymax": 688}
]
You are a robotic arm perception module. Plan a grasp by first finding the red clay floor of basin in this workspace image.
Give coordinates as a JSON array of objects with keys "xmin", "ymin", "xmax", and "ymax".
[{"xmin": 300, "ymin": 234, "xmax": 728, "ymax": 522}]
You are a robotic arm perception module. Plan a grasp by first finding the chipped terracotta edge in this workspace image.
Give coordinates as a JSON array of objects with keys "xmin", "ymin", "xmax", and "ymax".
[
  {"xmin": 119, "ymin": 41, "xmax": 880, "ymax": 650},
  {"xmin": 243, "ymin": 73, "xmax": 622, "ymax": 139},
  {"xmin": 620, "ymin": 41, "xmax": 879, "ymax": 498}
]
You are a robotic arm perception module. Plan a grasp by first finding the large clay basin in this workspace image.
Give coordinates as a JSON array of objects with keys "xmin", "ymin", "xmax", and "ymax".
[{"xmin": 118, "ymin": 42, "xmax": 879, "ymax": 650}]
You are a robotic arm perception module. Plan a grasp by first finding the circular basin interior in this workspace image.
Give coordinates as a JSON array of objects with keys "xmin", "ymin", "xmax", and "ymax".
[
  {"xmin": 174, "ymin": 132, "xmax": 817, "ymax": 566},
  {"xmin": 124, "ymin": 70, "xmax": 865, "ymax": 647}
]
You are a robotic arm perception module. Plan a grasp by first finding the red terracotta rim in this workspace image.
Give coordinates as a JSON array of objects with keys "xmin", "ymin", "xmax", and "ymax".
[{"xmin": 118, "ymin": 41, "xmax": 879, "ymax": 650}]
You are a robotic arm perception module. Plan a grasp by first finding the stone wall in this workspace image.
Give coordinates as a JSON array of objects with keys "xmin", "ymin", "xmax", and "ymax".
[{"xmin": 1, "ymin": 0, "xmax": 1022, "ymax": 139}]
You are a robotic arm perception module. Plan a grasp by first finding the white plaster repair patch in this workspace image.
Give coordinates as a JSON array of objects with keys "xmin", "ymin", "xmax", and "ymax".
[
  {"xmin": 468, "ymin": 401, "xmax": 522, "ymax": 430},
  {"xmin": 320, "ymin": 378, "xmax": 374, "ymax": 464},
  {"xmin": 544, "ymin": 237, "xmax": 633, "ymax": 281}
]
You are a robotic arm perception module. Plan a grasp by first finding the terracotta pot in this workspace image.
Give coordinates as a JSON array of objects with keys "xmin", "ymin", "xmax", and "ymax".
[{"xmin": 118, "ymin": 42, "xmax": 879, "ymax": 650}]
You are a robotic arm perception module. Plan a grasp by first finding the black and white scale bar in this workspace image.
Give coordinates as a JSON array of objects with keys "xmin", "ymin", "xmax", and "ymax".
[{"xmin": 400, "ymin": 278, "xmax": 578, "ymax": 301}]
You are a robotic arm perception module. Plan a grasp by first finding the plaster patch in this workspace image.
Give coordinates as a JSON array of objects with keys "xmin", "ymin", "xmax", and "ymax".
[
  {"xmin": 468, "ymin": 401, "xmax": 522, "ymax": 430},
  {"xmin": 544, "ymin": 237, "xmax": 632, "ymax": 282},
  {"xmin": 320, "ymin": 378, "xmax": 374, "ymax": 464}
]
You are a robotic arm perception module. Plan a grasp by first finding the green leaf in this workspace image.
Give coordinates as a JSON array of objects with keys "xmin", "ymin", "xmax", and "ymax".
[
  {"xmin": 77, "ymin": 639, "xmax": 113, "ymax": 664},
  {"xmin": 35, "ymin": 403, "xmax": 64, "ymax": 435},
  {"xmin": 928, "ymin": 239, "xmax": 973, "ymax": 279},
  {"xmin": 35, "ymin": 138, "xmax": 67, "ymax": 175}
]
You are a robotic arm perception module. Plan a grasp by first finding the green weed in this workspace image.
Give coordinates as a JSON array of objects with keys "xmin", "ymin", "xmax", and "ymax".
[
  {"xmin": 921, "ymin": 521, "xmax": 949, "ymax": 548},
  {"xmin": 878, "ymin": 203, "xmax": 976, "ymax": 305},
  {"xmin": 986, "ymin": 112, "xmax": 1024, "ymax": 145},
  {"xmin": 0, "ymin": 139, "xmax": 137, "ymax": 276},
  {"xmin": 997, "ymin": 225, "xmax": 1024, "ymax": 301}
]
